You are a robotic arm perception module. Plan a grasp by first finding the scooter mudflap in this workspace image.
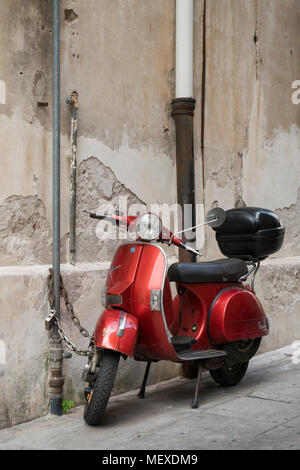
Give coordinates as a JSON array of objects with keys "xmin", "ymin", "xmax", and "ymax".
[{"xmin": 191, "ymin": 367, "xmax": 202, "ymax": 409}]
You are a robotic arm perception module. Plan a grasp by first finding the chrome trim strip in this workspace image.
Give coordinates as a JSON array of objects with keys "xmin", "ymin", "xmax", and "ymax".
[{"xmin": 117, "ymin": 312, "xmax": 126, "ymax": 337}]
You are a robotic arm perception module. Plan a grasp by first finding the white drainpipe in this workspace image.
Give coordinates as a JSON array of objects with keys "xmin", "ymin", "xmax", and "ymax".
[{"xmin": 175, "ymin": 0, "xmax": 194, "ymax": 98}]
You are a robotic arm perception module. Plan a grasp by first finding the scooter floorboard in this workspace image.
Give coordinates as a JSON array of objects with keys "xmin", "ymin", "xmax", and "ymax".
[{"xmin": 176, "ymin": 349, "xmax": 227, "ymax": 361}]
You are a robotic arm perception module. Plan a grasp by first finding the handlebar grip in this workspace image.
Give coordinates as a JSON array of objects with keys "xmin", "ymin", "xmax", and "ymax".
[
  {"xmin": 89, "ymin": 212, "xmax": 106, "ymax": 220},
  {"xmin": 83, "ymin": 210, "xmax": 132, "ymax": 227},
  {"xmin": 83, "ymin": 210, "xmax": 106, "ymax": 220}
]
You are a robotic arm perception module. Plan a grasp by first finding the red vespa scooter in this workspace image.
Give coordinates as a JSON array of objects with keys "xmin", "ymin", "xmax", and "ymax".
[{"xmin": 82, "ymin": 207, "xmax": 285, "ymax": 426}]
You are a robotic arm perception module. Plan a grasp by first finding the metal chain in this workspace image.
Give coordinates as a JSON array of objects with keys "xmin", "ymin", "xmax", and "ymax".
[
  {"xmin": 56, "ymin": 315, "xmax": 92, "ymax": 357},
  {"xmin": 47, "ymin": 269, "xmax": 94, "ymax": 357}
]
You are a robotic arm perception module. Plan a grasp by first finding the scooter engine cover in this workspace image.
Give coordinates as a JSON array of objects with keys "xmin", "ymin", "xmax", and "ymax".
[{"xmin": 207, "ymin": 287, "xmax": 269, "ymax": 344}]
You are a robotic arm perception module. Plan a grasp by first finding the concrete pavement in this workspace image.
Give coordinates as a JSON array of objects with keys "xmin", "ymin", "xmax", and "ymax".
[{"xmin": 0, "ymin": 345, "xmax": 300, "ymax": 450}]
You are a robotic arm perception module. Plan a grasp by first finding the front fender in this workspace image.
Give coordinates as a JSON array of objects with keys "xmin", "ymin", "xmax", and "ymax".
[{"xmin": 94, "ymin": 309, "xmax": 138, "ymax": 357}]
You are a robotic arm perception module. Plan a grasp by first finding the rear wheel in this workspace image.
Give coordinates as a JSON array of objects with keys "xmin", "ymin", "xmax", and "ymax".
[
  {"xmin": 221, "ymin": 338, "xmax": 262, "ymax": 363},
  {"xmin": 209, "ymin": 360, "xmax": 249, "ymax": 387},
  {"xmin": 84, "ymin": 349, "xmax": 120, "ymax": 426}
]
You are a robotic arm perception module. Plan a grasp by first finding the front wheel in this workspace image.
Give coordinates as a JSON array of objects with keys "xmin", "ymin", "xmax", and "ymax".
[
  {"xmin": 84, "ymin": 349, "xmax": 120, "ymax": 426},
  {"xmin": 209, "ymin": 361, "xmax": 249, "ymax": 387}
]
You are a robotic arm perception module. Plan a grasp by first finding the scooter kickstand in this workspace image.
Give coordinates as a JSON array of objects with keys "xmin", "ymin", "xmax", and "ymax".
[
  {"xmin": 191, "ymin": 366, "xmax": 202, "ymax": 409},
  {"xmin": 138, "ymin": 361, "xmax": 152, "ymax": 399}
]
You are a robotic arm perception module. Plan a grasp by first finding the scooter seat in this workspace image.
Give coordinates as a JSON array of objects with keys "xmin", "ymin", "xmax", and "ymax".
[{"xmin": 168, "ymin": 258, "xmax": 248, "ymax": 284}]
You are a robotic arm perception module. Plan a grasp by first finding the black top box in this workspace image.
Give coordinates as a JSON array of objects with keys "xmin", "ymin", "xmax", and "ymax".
[{"xmin": 214, "ymin": 207, "xmax": 285, "ymax": 261}]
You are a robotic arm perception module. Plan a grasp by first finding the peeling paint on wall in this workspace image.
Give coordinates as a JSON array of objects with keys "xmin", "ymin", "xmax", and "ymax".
[
  {"xmin": 76, "ymin": 157, "xmax": 145, "ymax": 263},
  {"xmin": 0, "ymin": 195, "xmax": 51, "ymax": 266},
  {"xmin": 77, "ymin": 134, "xmax": 177, "ymax": 206},
  {"xmin": 64, "ymin": 9, "xmax": 79, "ymax": 24},
  {"xmin": 0, "ymin": 0, "xmax": 299, "ymax": 430}
]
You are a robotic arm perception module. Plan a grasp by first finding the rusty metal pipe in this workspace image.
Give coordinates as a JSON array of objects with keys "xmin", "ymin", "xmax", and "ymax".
[
  {"xmin": 66, "ymin": 91, "xmax": 78, "ymax": 265},
  {"xmin": 171, "ymin": 98, "xmax": 197, "ymax": 263}
]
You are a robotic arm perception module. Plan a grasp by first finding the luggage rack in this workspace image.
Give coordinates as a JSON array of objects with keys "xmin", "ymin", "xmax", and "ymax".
[{"xmin": 239, "ymin": 259, "xmax": 261, "ymax": 292}]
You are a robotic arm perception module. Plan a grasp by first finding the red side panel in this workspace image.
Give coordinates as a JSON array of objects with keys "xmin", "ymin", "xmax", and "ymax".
[
  {"xmin": 208, "ymin": 288, "xmax": 269, "ymax": 344},
  {"xmin": 94, "ymin": 309, "xmax": 139, "ymax": 357}
]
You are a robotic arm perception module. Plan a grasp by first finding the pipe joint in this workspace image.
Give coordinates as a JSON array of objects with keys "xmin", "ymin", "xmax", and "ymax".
[{"xmin": 171, "ymin": 98, "xmax": 196, "ymax": 117}]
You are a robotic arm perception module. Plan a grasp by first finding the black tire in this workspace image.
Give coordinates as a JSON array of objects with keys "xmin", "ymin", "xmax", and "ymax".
[
  {"xmin": 209, "ymin": 360, "xmax": 249, "ymax": 387},
  {"xmin": 221, "ymin": 338, "xmax": 262, "ymax": 363},
  {"xmin": 84, "ymin": 349, "xmax": 120, "ymax": 426}
]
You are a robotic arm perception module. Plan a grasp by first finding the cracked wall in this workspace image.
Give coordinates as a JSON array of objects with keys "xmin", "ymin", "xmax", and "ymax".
[
  {"xmin": 60, "ymin": 0, "xmax": 177, "ymax": 206},
  {"xmin": 0, "ymin": 0, "xmax": 299, "ymax": 429},
  {"xmin": 76, "ymin": 157, "xmax": 145, "ymax": 263},
  {"xmin": 0, "ymin": 0, "xmax": 179, "ymax": 429},
  {"xmin": 0, "ymin": 0, "xmax": 178, "ymax": 265},
  {"xmin": 0, "ymin": 196, "xmax": 51, "ymax": 265},
  {"xmin": 0, "ymin": 0, "xmax": 52, "ymax": 127},
  {"xmin": 200, "ymin": 0, "xmax": 300, "ymax": 259}
]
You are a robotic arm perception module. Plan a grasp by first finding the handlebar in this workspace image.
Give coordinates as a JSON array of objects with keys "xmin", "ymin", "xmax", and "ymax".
[
  {"xmin": 83, "ymin": 210, "xmax": 136, "ymax": 227},
  {"xmin": 83, "ymin": 210, "xmax": 201, "ymax": 257},
  {"xmin": 168, "ymin": 235, "xmax": 201, "ymax": 257}
]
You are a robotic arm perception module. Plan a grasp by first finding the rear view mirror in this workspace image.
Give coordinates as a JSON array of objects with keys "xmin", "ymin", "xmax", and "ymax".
[{"xmin": 205, "ymin": 207, "xmax": 226, "ymax": 228}]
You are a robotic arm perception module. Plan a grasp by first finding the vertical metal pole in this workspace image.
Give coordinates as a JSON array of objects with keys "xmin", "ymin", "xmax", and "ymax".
[
  {"xmin": 50, "ymin": 0, "xmax": 64, "ymax": 416},
  {"xmin": 53, "ymin": 0, "xmax": 60, "ymax": 323}
]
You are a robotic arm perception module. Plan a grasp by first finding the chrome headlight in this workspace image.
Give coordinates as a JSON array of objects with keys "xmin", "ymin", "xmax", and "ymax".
[{"xmin": 136, "ymin": 213, "xmax": 162, "ymax": 241}]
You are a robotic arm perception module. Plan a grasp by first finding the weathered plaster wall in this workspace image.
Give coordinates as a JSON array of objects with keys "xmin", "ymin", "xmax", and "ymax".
[
  {"xmin": 0, "ymin": 266, "xmax": 49, "ymax": 429},
  {"xmin": 0, "ymin": 0, "xmax": 299, "ymax": 430},
  {"xmin": 256, "ymin": 257, "xmax": 300, "ymax": 353},
  {"xmin": 0, "ymin": 0, "xmax": 179, "ymax": 429},
  {"xmin": 201, "ymin": 0, "xmax": 300, "ymax": 260},
  {"xmin": 199, "ymin": 0, "xmax": 300, "ymax": 368},
  {"xmin": 60, "ymin": 0, "xmax": 177, "ymax": 206}
]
